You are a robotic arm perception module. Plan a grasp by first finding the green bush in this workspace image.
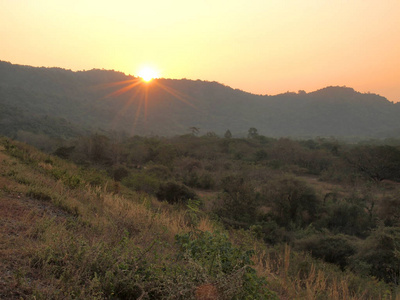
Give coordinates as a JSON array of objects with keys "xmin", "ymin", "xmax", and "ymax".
[
  {"xmin": 122, "ymin": 173, "xmax": 160, "ymax": 194},
  {"xmin": 64, "ymin": 174, "xmax": 81, "ymax": 189},
  {"xmin": 175, "ymin": 231, "xmax": 277, "ymax": 299},
  {"xmin": 184, "ymin": 171, "xmax": 215, "ymax": 190},
  {"xmin": 217, "ymin": 176, "xmax": 259, "ymax": 228},
  {"xmin": 316, "ymin": 200, "xmax": 373, "ymax": 237},
  {"xmin": 198, "ymin": 172, "xmax": 215, "ymax": 189},
  {"xmin": 296, "ymin": 234, "xmax": 356, "ymax": 270},
  {"xmin": 263, "ymin": 175, "xmax": 319, "ymax": 228},
  {"xmin": 26, "ymin": 189, "xmax": 52, "ymax": 201},
  {"xmin": 156, "ymin": 181, "xmax": 197, "ymax": 204},
  {"xmin": 352, "ymin": 226, "xmax": 400, "ymax": 284},
  {"xmin": 111, "ymin": 165, "xmax": 130, "ymax": 182}
]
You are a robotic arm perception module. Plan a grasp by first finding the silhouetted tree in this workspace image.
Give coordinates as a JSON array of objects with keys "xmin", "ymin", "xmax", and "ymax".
[
  {"xmin": 224, "ymin": 129, "xmax": 232, "ymax": 139},
  {"xmin": 189, "ymin": 127, "xmax": 200, "ymax": 136},
  {"xmin": 248, "ymin": 127, "xmax": 258, "ymax": 139}
]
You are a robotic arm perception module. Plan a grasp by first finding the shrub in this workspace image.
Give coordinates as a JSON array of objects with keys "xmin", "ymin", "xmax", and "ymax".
[
  {"xmin": 296, "ymin": 234, "xmax": 356, "ymax": 270},
  {"xmin": 352, "ymin": 226, "xmax": 400, "ymax": 284},
  {"xmin": 26, "ymin": 189, "xmax": 52, "ymax": 201},
  {"xmin": 198, "ymin": 172, "xmax": 215, "ymax": 189},
  {"xmin": 145, "ymin": 164, "xmax": 171, "ymax": 180},
  {"xmin": 53, "ymin": 146, "xmax": 75, "ymax": 159},
  {"xmin": 111, "ymin": 165, "xmax": 130, "ymax": 181},
  {"xmin": 316, "ymin": 200, "xmax": 374, "ymax": 237},
  {"xmin": 64, "ymin": 174, "xmax": 81, "ymax": 189},
  {"xmin": 122, "ymin": 173, "xmax": 160, "ymax": 194},
  {"xmin": 175, "ymin": 231, "xmax": 277, "ymax": 299},
  {"xmin": 156, "ymin": 181, "xmax": 197, "ymax": 204},
  {"xmin": 217, "ymin": 176, "xmax": 259, "ymax": 228},
  {"xmin": 184, "ymin": 171, "xmax": 215, "ymax": 190},
  {"xmin": 263, "ymin": 175, "xmax": 319, "ymax": 228},
  {"xmin": 379, "ymin": 196, "xmax": 400, "ymax": 227}
]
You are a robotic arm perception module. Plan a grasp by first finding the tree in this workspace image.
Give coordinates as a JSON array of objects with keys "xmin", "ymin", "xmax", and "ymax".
[
  {"xmin": 296, "ymin": 235, "xmax": 356, "ymax": 270},
  {"xmin": 263, "ymin": 176, "xmax": 318, "ymax": 228},
  {"xmin": 353, "ymin": 227, "xmax": 400, "ymax": 284},
  {"xmin": 224, "ymin": 129, "xmax": 232, "ymax": 139},
  {"xmin": 217, "ymin": 176, "xmax": 259, "ymax": 227},
  {"xmin": 345, "ymin": 145, "xmax": 400, "ymax": 182},
  {"xmin": 247, "ymin": 127, "xmax": 258, "ymax": 139},
  {"xmin": 189, "ymin": 127, "xmax": 200, "ymax": 136}
]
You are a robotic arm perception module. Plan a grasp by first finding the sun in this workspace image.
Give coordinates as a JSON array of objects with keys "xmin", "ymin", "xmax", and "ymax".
[{"xmin": 138, "ymin": 67, "xmax": 159, "ymax": 82}]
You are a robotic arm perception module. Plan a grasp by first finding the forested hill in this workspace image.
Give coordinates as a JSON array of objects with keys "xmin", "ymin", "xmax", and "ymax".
[{"xmin": 1, "ymin": 60, "xmax": 400, "ymax": 139}]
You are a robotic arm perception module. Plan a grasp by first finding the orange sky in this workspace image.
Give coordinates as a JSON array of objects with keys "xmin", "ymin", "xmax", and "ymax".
[{"xmin": 1, "ymin": 0, "xmax": 399, "ymax": 102}]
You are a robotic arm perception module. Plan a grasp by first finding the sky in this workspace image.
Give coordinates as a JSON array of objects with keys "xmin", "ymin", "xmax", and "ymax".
[{"xmin": 1, "ymin": 0, "xmax": 400, "ymax": 102}]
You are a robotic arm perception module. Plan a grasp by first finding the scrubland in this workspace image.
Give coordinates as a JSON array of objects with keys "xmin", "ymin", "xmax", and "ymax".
[{"xmin": 1, "ymin": 134, "xmax": 400, "ymax": 299}]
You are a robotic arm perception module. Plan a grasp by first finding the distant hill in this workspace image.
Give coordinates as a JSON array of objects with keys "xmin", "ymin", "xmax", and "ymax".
[{"xmin": 1, "ymin": 60, "xmax": 400, "ymax": 138}]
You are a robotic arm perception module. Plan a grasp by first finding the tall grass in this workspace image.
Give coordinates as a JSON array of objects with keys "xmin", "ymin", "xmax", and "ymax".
[{"xmin": 1, "ymin": 136, "xmax": 399, "ymax": 299}]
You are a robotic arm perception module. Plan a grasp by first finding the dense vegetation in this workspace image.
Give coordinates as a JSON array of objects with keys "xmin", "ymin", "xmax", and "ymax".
[
  {"xmin": 2, "ymin": 60, "xmax": 400, "ymax": 298},
  {"xmin": 2, "ymin": 60, "xmax": 400, "ymax": 139},
  {"xmin": 2, "ymin": 133, "xmax": 400, "ymax": 299},
  {"xmin": 52, "ymin": 131, "xmax": 400, "ymax": 291},
  {"xmin": 55, "ymin": 131, "xmax": 400, "ymax": 285}
]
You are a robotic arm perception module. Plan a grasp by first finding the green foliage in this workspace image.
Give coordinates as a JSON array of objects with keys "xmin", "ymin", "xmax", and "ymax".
[
  {"xmin": 111, "ymin": 165, "xmax": 130, "ymax": 181},
  {"xmin": 144, "ymin": 164, "xmax": 171, "ymax": 180},
  {"xmin": 255, "ymin": 221, "xmax": 287, "ymax": 245},
  {"xmin": 53, "ymin": 146, "xmax": 75, "ymax": 159},
  {"xmin": 217, "ymin": 176, "xmax": 259, "ymax": 228},
  {"xmin": 27, "ymin": 189, "xmax": 53, "ymax": 201},
  {"xmin": 184, "ymin": 171, "xmax": 215, "ymax": 190},
  {"xmin": 3, "ymin": 134, "xmax": 400, "ymax": 296},
  {"xmin": 263, "ymin": 176, "xmax": 319, "ymax": 228},
  {"xmin": 122, "ymin": 173, "xmax": 160, "ymax": 194},
  {"xmin": 224, "ymin": 129, "xmax": 232, "ymax": 139},
  {"xmin": 379, "ymin": 196, "xmax": 400, "ymax": 226},
  {"xmin": 296, "ymin": 234, "xmax": 356, "ymax": 270},
  {"xmin": 30, "ymin": 229, "xmax": 163, "ymax": 299},
  {"xmin": 185, "ymin": 198, "xmax": 203, "ymax": 227},
  {"xmin": 156, "ymin": 181, "xmax": 197, "ymax": 204},
  {"xmin": 318, "ymin": 200, "xmax": 374, "ymax": 237},
  {"xmin": 248, "ymin": 127, "xmax": 259, "ymax": 139},
  {"xmin": 175, "ymin": 231, "xmax": 277, "ymax": 299},
  {"xmin": 345, "ymin": 145, "xmax": 400, "ymax": 182},
  {"xmin": 254, "ymin": 149, "xmax": 268, "ymax": 161},
  {"xmin": 352, "ymin": 226, "xmax": 400, "ymax": 284},
  {"xmin": 64, "ymin": 174, "xmax": 81, "ymax": 189}
]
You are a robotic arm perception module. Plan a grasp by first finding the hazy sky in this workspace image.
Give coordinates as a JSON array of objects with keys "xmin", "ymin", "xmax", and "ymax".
[{"xmin": 1, "ymin": 0, "xmax": 399, "ymax": 101}]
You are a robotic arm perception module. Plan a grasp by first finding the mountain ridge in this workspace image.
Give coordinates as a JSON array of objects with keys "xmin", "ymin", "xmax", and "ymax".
[{"xmin": 1, "ymin": 60, "xmax": 400, "ymax": 139}]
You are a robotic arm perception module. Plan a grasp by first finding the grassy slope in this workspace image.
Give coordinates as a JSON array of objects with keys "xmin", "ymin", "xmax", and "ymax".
[{"xmin": 0, "ymin": 137, "xmax": 398, "ymax": 299}]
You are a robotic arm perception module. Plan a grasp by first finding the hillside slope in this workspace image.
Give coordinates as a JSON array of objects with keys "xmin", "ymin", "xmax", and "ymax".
[
  {"xmin": 1, "ymin": 137, "xmax": 399, "ymax": 299},
  {"xmin": 1, "ymin": 61, "xmax": 400, "ymax": 138}
]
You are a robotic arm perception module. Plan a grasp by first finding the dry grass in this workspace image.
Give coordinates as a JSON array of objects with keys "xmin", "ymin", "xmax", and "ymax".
[
  {"xmin": 1, "ymin": 137, "xmax": 399, "ymax": 299},
  {"xmin": 252, "ymin": 243, "xmax": 399, "ymax": 300}
]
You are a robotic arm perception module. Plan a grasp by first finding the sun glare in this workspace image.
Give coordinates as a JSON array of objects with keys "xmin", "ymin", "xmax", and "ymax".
[{"xmin": 138, "ymin": 67, "xmax": 159, "ymax": 82}]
